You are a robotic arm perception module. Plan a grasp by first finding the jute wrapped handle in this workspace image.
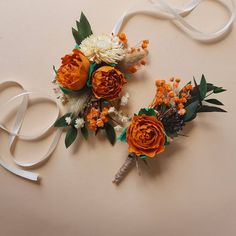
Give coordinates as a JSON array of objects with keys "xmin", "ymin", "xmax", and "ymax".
[{"xmin": 112, "ymin": 153, "xmax": 136, "ymax": 185}]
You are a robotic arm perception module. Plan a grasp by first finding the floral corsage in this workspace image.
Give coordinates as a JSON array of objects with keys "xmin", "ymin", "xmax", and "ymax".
[
  {"xmin": 53, "ymin": 12, "xmax": 149, "ymax": 147},
  {"xmin": 113, "ymin": 75, "xmax": 227, "ymax": 184}
]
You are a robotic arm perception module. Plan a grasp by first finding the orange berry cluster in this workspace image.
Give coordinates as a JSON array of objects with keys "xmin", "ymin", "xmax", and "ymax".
[
  {"xmin": 86, "ymin": 107, "xmax": 109, "ymax": 131},
  {"xmin": 153, "ymin": 78, "xmax": 193, "ymax": 115},
  {"xmin": 118, "ymin": 32, "xmax": 128, "ymax": 44},
  {"xmin": 141, "ymin": 39, "xmax": 149, "ymax": 49},
  {"xmin": 126, "ymin": 39, "xmax": 149, "ymax": 74}
]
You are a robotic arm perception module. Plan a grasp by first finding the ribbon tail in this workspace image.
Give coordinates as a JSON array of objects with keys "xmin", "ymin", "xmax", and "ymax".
[{"xmin": 0, "ymin": 157, "xmax": 39, "ymax": 181}]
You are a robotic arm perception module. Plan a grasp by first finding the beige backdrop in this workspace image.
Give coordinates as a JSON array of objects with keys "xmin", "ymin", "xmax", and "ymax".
[{"xmin": 0, "ymin": 0, "xmax": 236, "ymax": 235}]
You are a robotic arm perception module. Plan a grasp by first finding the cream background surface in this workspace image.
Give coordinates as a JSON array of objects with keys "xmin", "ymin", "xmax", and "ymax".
[{"xmin": 0, "ymin": 0, "xmax": 236, "ymax": 235}]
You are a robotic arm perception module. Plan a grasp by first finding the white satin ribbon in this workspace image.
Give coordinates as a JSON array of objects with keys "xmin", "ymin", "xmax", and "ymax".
[
  {"xmin": 0, "ymin": 81, "xmax": 62, "ymax": 181},
  {"xmin": 112, "ymin": 0, "xmax": 236, "ymax": 42},
  {"xmin": 1, "ymin": 1, "xmax": 235, "ymax": 182}
]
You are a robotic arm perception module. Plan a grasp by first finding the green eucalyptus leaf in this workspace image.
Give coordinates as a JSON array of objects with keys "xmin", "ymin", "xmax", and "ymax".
[
  {"xmin": 54, "ymin": 113, "xmax": 72, "ymax": 127},
  {"xmin": 72, "ymin": 12, "xmax": 93, "ymax": 46},
  {"xmin": 166, "ymin": 131, "xmax": 178, "ymax": 138},
  {"xmin": 72, "ymin": 27, "xmax": 81, "ymax": 45},
  {"xmin": 165, "ymin": 135, "xmax": 170, "ymax": 145},
  {"xmin": 192, "ymin": 77, "xmax": 199, "ymax": 93},
  {"xmin": 205, "ymin": 99, "xmax": 224, "ymax": 106},
  {"xmin": 65, "ymin": 127, "xmax": 78, "ymax": 148},
  {"xmin": 185, "ymin": 96, "xmax": 199, "ymax": 106},
  {"xmin": 161, "ymin": 103, "xmax": 168, "ymax": 113},
  {"xmin": 140, "ymin": 155, "xmax": 149, "ymax": 159},
  {"xmin": 75, "ymin": 21, "xmax": 85, "ymax": 43},
  {"xmin": 191, "ymin": 77, "xmax": 202, "ymax": 102},
  {"xmin": 53, "ymin": 65, "xmax": 57, "ymax": 75},
  {"xmin": 138, "ymin": 108, "xmax": 157, "ymax": 117},
  {"xmin": 76, "ymin": 20, "xmax": 81, "ymax": 31},
  {"xmin": 104, "ymin": 123, "xmax": 116, "ymax": 145},
  {"xmin": 81, "ymin": 126, "xmax": 89, "ymax": 140},
  {"xmin": 79, "ymin": 12, "xmax": 93, "ymax": 38},
  {"xmin": 124, "ymin": 74, "xmax": 132, "ymax": 80},
  {"xmin": 198, "ymin": 105, "xmax": 227, "ymax": 113},
  {"xmin": 206, "ymin": 83, "xmax": 216, "ymax": 92},
  {"xmin": 87, "ymin": 63, "xmax": 98, "ymax": 87},
  {"xmin": 199, "ymin": 74, "xmax": 207, "ymax": 99},
  {"xmin": 60, "ymin": 85, "xmax": 89, "ymax": 95},
  {"xmin": 213, "ymin": 87, "xmax": 227, "ymax": 94},
  {"xmin": 117, "ymin": 127, "xmax": 127, "ymax": 142},
  {"xmin": 184, "ymin": 100, "xmax": 200, "ymax": 122}
]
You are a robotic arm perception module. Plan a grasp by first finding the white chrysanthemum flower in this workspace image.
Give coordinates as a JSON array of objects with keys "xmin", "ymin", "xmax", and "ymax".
[
  {"xmin": 74, "ymin": 118, "xmax": 85, "ymax": 129},
  {"xmin": 80, "ymin": 34, "xmax": 126, "ymax": 64},
  {"xmin": 120, "ymin": 92, "xmax": 130, "ymax": 106},
  {"xmin": 65, "ymin": 117, "xmax": 72, "ymax": 125}
]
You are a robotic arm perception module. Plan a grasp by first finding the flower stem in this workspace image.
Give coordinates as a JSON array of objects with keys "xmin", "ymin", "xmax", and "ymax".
[
  {"xmin": 108, "ymin": 115, "xmax": 123, "ymax": 126},
  {"xmin": 112, "ymin": 153, "xmax": 136, "ymax": 185},
  {"xmin": 204, "ymin": 91, "xmax": 214, "ymax": 99}
]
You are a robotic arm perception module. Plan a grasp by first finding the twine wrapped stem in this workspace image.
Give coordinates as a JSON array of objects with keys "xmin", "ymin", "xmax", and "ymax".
[{"xmin": 112, "ymin": 153, "xmax": 136, "ymax": 185}]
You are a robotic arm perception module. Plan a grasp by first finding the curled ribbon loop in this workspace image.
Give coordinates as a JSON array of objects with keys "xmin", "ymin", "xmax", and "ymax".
[
  {"xmin": 112, "ymin": 0, "xmax": 236, "ymax": 42},
  {"xmin": 0, "ymin": 81, "xmax": 62, "ymax": 181}
]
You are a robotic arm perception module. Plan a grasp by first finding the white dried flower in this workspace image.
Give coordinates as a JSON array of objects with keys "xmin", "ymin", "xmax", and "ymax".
[
  {"xmin": 120, "ymin": 115, "xmax": 130, "ymax": 123},
  {"xmin": 108, "ymin": 107, "xmax": 116, "ymax": 114},
  {"xmin": 178, "ymin": 109, "xmax": 186, "ymax": 116},
  {"xmin": 114, "ymin": 125, "xmax": 123, "ymax": 132},
  {"xmin": 120, "ymin": 93, "xmax": 130, "ymax": 106},
  {"xmin": 80, "ymin": 34, "xmax": 126, "ymax": 64},
  {"xmin": 65, "ymin": 117, "xmax": 72, "ymax": 125},
  {"xmin": 74, "ymin": 118, "xmax": 85, "ymax": 129}
]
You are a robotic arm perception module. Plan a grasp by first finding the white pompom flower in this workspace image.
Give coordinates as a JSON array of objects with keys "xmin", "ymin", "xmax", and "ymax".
[
  {"xmin": 74, "ymin": 118, "xmax": 85, "ymax": 129},
  {"xmin": 120, "ymin": 92, "xmax": 130, "ymax": 106},
  {"xmin": 119, "ymin": 115, "xmax": 130, "ymax": 123},
  {"xmin": 65, "ymin": 117, "xmax": 72, "ymax": 125},
  {"xmin": 114, "ymin": 125, "xmax": 123, "ymax": 132},
  {"xmin": 80, "ymin": 34, "xmax": 126, "ymax": 64},
  {"xmin": 108, "ymin": 107, "xmax": 116, "ymax": 114}
]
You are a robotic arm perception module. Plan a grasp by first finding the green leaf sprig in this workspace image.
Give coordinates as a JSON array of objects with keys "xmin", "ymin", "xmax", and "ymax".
[
  {"xmin": 184, "ymin": 74, "xmax": 227, "ymax": 122},
  {"xmin": 72, "ymin": 12, "xmax": 93, "ymax": 46}
]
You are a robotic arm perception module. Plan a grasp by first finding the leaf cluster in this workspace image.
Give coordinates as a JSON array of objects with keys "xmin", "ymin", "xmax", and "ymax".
[
  {"xmin": 54, "ymin": 113, "xmax": 89, "ymax": 148},
  {"xmin": 72, "ymin": 12, "xmax": 93, "ymax": 46},
  {"xmin": 184, "ymin": 74, "xmax": 227, "ymax": 122}
]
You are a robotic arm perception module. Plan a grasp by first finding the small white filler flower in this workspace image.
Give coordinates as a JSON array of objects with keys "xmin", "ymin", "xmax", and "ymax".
[
  {"xmin": 120, "ymin": 92, "xmax": 130, "ymax": 106},
  {"xmin": 108, "ymin": 107, "xmax": 116, "ymax": 114},
  {"xmin": 74, "ymin": 118, "xmax": 85, "ymax": 129},
  {"xmin": 80, "ymin": 34, "xmax": 126, "ymax": 64},
  {"xmin": 65, "ymin": 117, "xmax": 72, "ymax": 125},
  {"xmin": 119, "ymin": 115, "xmax": 130, "ymax": 123},
  {"xmin": 114, "ymin": 125, "xmax": 123, "ymax": 132}
]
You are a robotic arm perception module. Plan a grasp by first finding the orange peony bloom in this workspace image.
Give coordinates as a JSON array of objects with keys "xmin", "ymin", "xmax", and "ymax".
[
  {"xmin": 126, "ymin": 115, "xmax": 165, "ymax": 157},
  {"xmin": 92, "ymin": 66, "xmax": 126, "ymax": 101},
  {"xmin": 56, "ymin": 49, "xmax": 90, "ymax": 91}
]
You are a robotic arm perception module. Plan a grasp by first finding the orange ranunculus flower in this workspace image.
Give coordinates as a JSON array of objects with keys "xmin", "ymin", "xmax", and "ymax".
[
  {"xmin": 126, "ymin": 115, "xmax": 165, "ymax": 157},
  {"xmin": 92, "ymin": 66, "xmax": 126, "ymax": 101},
  {"xmin": 56, "ymin": 49, "xmax": 90, "ymax": 91}
]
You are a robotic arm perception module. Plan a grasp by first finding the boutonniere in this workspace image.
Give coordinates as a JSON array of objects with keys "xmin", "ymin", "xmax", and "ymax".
[{"xmin": 113, "ymin": 75, "xmax": 226, "ymax": 184}]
